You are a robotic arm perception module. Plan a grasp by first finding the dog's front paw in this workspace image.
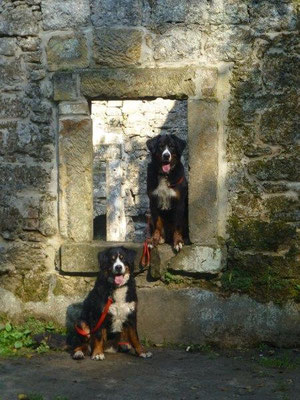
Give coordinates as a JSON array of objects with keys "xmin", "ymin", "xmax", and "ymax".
[
  {"xmin": 139, "ymin": 351, "xmax": 153, "ymax": 358},
  {"xmin": 174, "ymin": 241, "xmax": 183, "ymax": 252},
  {"xmin": 73, "ymin": 350, "xmax": 85, "ymax": 360},
  {"xmin": 91, "ymin": 353, "xmax": 105, "ymax": 361}
]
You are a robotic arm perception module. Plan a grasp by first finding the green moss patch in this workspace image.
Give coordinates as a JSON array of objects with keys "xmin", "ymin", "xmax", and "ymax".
[
  {"xmin": 228, "ymin": 216, "xmax": 296, "ymax": 252},
  {"xmin": 222, "ymin": 251, "xmax": 300, "ymax": 304}
]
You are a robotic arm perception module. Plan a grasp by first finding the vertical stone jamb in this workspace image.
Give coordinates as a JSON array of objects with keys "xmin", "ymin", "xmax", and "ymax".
[
  {"xmin": 106, "ymin": 160, "xmax": 126, "ymax": 241},
  {"xmin": 188, "ymin": 100, "xmax": 219, "ymax": 246},
  {"xmin": 58, "ymin": 101, "xmax": 93, "ymax": 242}
]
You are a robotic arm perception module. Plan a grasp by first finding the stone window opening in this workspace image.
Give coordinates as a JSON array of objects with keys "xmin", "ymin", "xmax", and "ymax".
[{"xmin": 91, "ymin": 98, "xmax": 188, "ymax": 243}]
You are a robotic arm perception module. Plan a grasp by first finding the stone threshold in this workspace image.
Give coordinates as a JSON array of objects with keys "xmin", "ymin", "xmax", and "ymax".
[{"xmin": 59, "ymin": 241, "xmax": 223, "ymax": 277}]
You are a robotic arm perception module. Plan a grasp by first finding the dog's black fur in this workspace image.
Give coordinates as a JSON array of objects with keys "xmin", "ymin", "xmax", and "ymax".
[
  {"xmin": 73, "ymin": 247, "xmax": 151, "ymax": 360},
  {"xmin": 146, "ymin": 134, "xmax": 189, "ymax": 251}
]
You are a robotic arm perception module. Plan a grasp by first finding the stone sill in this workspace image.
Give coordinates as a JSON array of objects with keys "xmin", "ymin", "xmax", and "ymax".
[{"xmin": 59, "ymin": 241, "xmax": 223, "ymax": 276}]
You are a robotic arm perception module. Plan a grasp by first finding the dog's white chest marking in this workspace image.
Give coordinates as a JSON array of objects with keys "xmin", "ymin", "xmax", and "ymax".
[
  {"xmin": 152, "ymin": 177, "xmax": 177, "ymax": 210},
  {"xmin": 109, "ymin": 286, "xmax": 135, "ymax": 333}
]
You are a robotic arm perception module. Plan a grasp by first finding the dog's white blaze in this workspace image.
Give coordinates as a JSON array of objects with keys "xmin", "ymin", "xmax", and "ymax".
[
  {"xmin": 113, "ymin": 256, "xmax": 125, "ymax": 274},
  {"xmin": 162, "ymin": 146, "xmax": 171, "ymax": 161},
  {"xmin": 109, "ymin": 285, "xmax": 135, "ymax": 333},
  {"xmin": 152, "ymin": 177, "xmax": 177, "ymax": 210}
]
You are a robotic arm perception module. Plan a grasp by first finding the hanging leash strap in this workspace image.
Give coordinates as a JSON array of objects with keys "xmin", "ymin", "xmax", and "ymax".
[
  {"xmin": 140, "ymin": 212, "xmax": 152, "ymax": 268},
  {"xmin": 75, "ymin": 296, "xmax": 113, "ymax": 337}
]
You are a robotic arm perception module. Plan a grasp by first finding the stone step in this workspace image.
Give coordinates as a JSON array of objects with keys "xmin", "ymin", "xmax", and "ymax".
[{"xmin": 60, "ymin": 242, "xmax": 223, "ymax": 276}]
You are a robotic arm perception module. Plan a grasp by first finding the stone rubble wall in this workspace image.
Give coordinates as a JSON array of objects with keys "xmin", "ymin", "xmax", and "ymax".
[
  {"xmin": 92, "ymin": 99, "xmax": 188, "ymax": 242},
  {"xmin": 0, "ymin": 0, "xmax": 299, "ymax": 345}
]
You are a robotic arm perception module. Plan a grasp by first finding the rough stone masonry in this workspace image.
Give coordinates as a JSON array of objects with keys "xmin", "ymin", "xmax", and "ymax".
[{"xmin": 0, "ymin": 0, "xmax": 299, "ymax": 347}]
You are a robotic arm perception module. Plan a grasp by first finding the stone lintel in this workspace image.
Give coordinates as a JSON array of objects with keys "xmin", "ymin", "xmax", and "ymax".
[
  {"xmin": 58, "ymin": 117, "xmax": 93, "ymax": 241},
  {"xmin": 188, "ymin": 99, "xmax": 219, "ymax": 245},
  {"xmin": 79, "ymin": 68, "xmax": 197, "ymax": 99},
  {"xmin": 60, "ymin": 241, "xmax": 148, "ymax": 273}
]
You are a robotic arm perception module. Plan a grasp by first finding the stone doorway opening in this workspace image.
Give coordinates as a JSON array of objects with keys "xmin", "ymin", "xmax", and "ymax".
[{"xmin": 91, "ymin": 98, "xmax": 188, "ymax": 243}]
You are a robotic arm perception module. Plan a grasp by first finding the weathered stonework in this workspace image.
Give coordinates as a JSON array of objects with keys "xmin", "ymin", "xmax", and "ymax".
[
  {"xmin": 0, "ymin": 0, "xmax": 299, "ymax": 347},
  {"xmin": 46, "ymin": 33, "xmax": 89, "ymax": 71},
  {"xmin": 93, "ymin": 28, "xmax": 143, "ymax": 66},
  {"xmin": 59, "ymin": 117, "xmax": 93, "ymax": 242},
  {"xmin": 80, "ymin": 68, "xmax": 197, "ymax": 99}
]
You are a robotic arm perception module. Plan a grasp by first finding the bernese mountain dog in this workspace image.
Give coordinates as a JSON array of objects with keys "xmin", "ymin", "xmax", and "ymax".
[
  {"xmin": 73, "ymin": 247, "xmax": 152, "ymax": 360},
  {"xmin": 146, "ymin": 134, "xmax": 188, "ymax": 252}
]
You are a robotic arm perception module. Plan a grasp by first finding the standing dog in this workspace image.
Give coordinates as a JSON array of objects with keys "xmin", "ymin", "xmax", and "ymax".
[
  {"xmin": 73, "ymin": 247, "xmax": 152, "ymax": 360},
  {"xmin": 146, "ymin": 134, "xmax": 188, "ymax": 252}
]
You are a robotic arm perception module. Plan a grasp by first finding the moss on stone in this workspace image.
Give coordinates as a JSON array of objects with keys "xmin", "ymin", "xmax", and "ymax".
[
  {"xmin": 223, "ymin": 251, "xmax": 300, "ymax": 305},
  {"xmin": 228, "ymin": 216, "xmax": 296, "ymax": 252},
  {"xmin": 52, "ymin": 275, "xmax": 94, "ymax": 298},
  {"xmin": 16, "ymin": 274, "xmax": 50, "ymax": 303}
]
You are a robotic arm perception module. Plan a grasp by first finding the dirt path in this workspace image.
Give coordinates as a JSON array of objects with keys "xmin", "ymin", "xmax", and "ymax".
[{"xmin": 0, "ymin": 348, "xmax": 299, "ymax": 400}]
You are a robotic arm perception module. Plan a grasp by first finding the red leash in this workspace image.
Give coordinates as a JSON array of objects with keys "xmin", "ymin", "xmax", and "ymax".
[{"xmin": 75, "ymin": 297, "xmax": 113, "ymax": 337}]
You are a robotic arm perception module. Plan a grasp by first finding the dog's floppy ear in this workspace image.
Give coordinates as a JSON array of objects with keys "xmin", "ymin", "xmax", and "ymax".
[
  {"xmin": 171, "ymin": 134, "xmax": 186, "ymax": 157},
  {"xmin": 98, "ymin": 249, "xmax": 109, "ymax": 271},
  {"xmin": 123, "ymin": 247, "xmax": 137, "ymax": 271},
  {"xmin": 146, "ymin": 136, "xmax": 159, "ymax": 155}
]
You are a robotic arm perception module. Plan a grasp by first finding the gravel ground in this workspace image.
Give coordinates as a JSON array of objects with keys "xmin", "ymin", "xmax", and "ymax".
[{"xmin": 0, "ymin": 347, "xmax": 300, "ymax": 400}]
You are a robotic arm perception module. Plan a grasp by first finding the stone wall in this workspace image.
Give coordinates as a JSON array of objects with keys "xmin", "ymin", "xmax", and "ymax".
[
  {"xmin": 0, "ymin": 0, "xmax": 299, "ymax": 346},
  {"xmin": 92, "ymin": 99, "xmax": 188, "ymax": 242}
]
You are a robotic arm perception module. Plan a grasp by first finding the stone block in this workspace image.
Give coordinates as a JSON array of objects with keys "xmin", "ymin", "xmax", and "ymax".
[
  {"xmin": 59, "ymin": 118, "xmax": 93, "ymax": 241},
  {"xmin": 0, "ymin": 95, "xmax": 30, "ymax": 119},
  {"xmin": 93, "ymin": 28, "xmax": 142, "ymax": 67},
  {"xmin": 53, "ymin": 73, "xmax": 78, "ymax": 101},
  {"xmin": 142, "ymin": 0, "xmax": 186, "ymax": 25},
  {"xmin": 91, "ymin": 0, "xmax": 142, "ymax": 27},
  {"xmin": 137, "ymin": 287, "xmax": 300, "ymax": 347},
  {"xmin": 169, "ymin": 245, "xmax": 223, "ymax": 274},
  {"xmin": 152, "ymin": 27, "xmax": 202, "ymax": 62},
  {"xmin": 60, "ymin": 241, "xmax": 145, "ymax": 273},
  {"xmin": 80, "ymin": 68, "xmax": 196, "ymax": 99},
  {"xmin": 0, "ymin": 164, "xmax": 51, "ymax": 191},
  {"xmin": 0, "ymin": 59, "xmax": 25, "ymax": 91},
  {"xmin": 188, "ymin": 100, "xmax": 219, "ymax": 245},
  {"xmin": 0, "ymin": 5, "xmax": 39, "ymax": 36},
  {"xmin": 41, "ymin": 0, "xmax": 90, "ymax": 30},
  {"xmin": 59, "ymin": 101, "xmax": 89, "ymax": 116},
  {"xmin": 46, "ymin": 34, "xmax": 89, "ymax": 72},
  {"xmin": 0, "ymin": 38, "xmax": 17, "ymax": 56},
  {"xmin": 248, "ymin": 156, "xmax": 300, "ymax": 182}
]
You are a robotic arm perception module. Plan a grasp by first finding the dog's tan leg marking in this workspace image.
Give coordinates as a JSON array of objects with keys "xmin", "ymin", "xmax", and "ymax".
[
  {"xmin": 73, "ymin": 343, "xmax": 90, "ymax": 360},
  {"xmin": 150, "ymin": 216, "xmax": 164, "ymax": 247},
  {"xmin": 91, "ymin": 329, "xmax": 106, "ymax": 361},
  {"xmin": 127, "ymin": 326, "xmax": 152, "ymax": 358},
  {"xmin": 173, "ymin": 229, "xmax": 184, "ymax": 252}
]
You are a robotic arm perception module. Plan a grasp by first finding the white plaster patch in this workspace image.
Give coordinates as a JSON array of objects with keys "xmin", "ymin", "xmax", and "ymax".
[
  {"xmin": 109, "ymin": 285, "xmax": 136, "ymax": 333},
  {"xmin": 152, "ymin": 177, "xmax": 177, "ymax": 210}
]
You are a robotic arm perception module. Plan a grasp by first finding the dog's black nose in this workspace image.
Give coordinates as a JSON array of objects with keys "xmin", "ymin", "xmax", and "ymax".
[
  {"xmin": 114, "ymin": 265, "xmax": 123, "ymax": 274},
  {"xmin": 162, "ymin": 153, "xmax": 170, "ymax": 161}
]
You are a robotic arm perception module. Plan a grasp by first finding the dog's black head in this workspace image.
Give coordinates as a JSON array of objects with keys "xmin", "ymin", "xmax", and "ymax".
[
  {"xmin": 98, "ymin": 247, "xmax": 136, "ymax": 287},
  {"xmin": 146, "ymin": 134, "xmax": 186, "ymax": 175}
]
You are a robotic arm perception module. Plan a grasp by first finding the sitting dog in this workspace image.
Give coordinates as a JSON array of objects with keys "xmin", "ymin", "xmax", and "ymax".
[
  {"xmin": 73, "ymin": 246, "xmax": 152, "ymax": 360},
  {"xmin": 146, "ymin": 134, "xmax": 188, "ymax": 252}
]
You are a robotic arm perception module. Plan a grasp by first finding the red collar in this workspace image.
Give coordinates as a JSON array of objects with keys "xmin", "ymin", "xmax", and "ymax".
[{"xmin": 168, "ymin": 175, "xmax": 184, "ymax": 188}]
